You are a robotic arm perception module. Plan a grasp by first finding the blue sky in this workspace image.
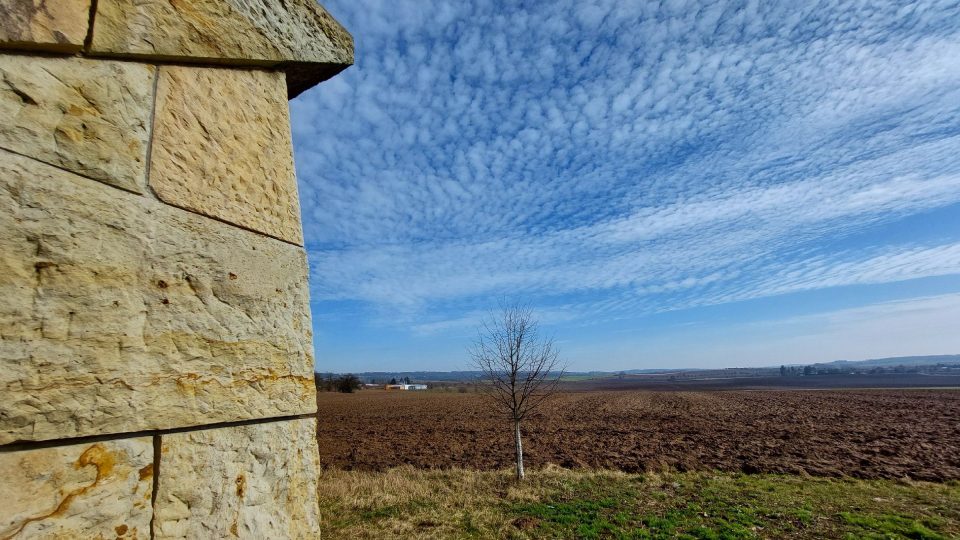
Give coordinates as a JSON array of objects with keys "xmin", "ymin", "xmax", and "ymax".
[{"xmin": 290, "ymin": 0, "xmax": 960, "ymax": 373}]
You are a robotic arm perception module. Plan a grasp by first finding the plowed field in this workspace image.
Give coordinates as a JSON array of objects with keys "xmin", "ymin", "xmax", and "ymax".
[{"xmin": 316, "ymin": 389, "xmax": 960, "ymax": 481}]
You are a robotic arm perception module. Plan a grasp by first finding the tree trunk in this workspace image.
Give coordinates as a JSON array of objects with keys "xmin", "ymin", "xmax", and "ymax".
[{"xmin": 513, "ymin": 419, "xmax": 525, "ymax": 480}]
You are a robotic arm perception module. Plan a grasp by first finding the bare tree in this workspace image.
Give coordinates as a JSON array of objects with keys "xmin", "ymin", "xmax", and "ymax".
[{"xmin": 469, "ymin": 304, "xmax": 564, "ymax": 480}]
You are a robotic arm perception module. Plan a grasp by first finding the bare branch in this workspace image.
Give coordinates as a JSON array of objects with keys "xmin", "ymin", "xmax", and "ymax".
[{"xmin": 469, "ymin": 303, "xmax": 565, "ymax": 421}]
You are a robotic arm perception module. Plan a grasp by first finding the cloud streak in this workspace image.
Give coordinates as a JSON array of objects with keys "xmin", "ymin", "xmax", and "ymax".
[
  {"xmin": 581, "ymin": 292, "xmax": 960, "ymax": 370},
  {"xmin": 291, "ymin": 0, "xmax": 960, "ymax": 352}
]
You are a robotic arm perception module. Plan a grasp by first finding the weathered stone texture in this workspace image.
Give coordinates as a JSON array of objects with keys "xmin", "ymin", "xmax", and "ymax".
[
  {"xmin": 89, "ymin": 0, "xmax": 353, "ymax": 97},
  {"xmin": 153, "ymin": 419, "xmax": 321, "ymax": 539},
  {"xmin": 149, "ymin": 66, "xmax": 303, "ymax": 245},
  {"xmin": 0, "ymin": 437, "xmax": 153, "ymax": 539},
  {"xmin": 0, "ymin": 0, "xmax": 90, "ymax": 52},
  {"xmin": 0, "ymin": 55, "xmax": 154, "ymax": 193},
  {"xmin": 0, "ymin": 150, "xmax": 316, "ymax": 445}
]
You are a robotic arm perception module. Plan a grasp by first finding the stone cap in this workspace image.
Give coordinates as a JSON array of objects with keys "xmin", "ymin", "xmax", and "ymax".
[{"xmin": 0, "ymin": 0, "xmax": 354, "ymax": 98}]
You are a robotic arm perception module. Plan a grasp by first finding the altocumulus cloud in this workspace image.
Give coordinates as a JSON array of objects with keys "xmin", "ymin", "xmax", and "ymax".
[{"xmin": 290, "ymin": 0, "xmax": 960, "ymax": 336}]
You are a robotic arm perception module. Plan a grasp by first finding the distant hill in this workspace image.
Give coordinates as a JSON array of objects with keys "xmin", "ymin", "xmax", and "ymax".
[
  {"xmin": 322, "ymin": 354, "xmax": 960, "ymax": 381},
  {"xmin": 809, "ymin": 354, "xmax": 960, "ymax": 369}
]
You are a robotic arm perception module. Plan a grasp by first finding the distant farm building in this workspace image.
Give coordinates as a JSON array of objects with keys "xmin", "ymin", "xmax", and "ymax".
[{"xmin": 385, "ymin": 383, "xmax": 428, "ymax": 391}]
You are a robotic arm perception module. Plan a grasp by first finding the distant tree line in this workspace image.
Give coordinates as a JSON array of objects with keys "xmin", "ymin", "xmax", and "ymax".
[
  {"xmin": 315, "ymin": 372, "xmax": 361, "ymax": 393},
  {"xmin": 779, "ymin": 363, "xmax": 960, "ymax": 377}
]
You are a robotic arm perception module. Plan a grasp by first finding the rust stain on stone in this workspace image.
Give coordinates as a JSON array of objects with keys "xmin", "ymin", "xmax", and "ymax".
[
  {"xmin": 6, "ymin": 336, "xmax": 313, "ymax": 391},
  {"xmin": 66, "ymin": 103, "xmax": 96, "ymax": 116},
  {"xmin": 1, "ymin": 444, "xmax": 116, "ymax": 539},
  {"xmin": 169, "ymin": 0, "xmax": 217, "ymax": 28},
  {"xmin": 173, "ymin": 367, "xmax": 314, "ymax": 394},
  {"xmin": 137, "ymin": 462, "xmax": 153, "ymax": 481},
  {"xmin": 76, "ymin": 443, "xmax": 117, "ymax": 483},
  {"xmin": 55, "ymin": 125, "xmax": 84, "ymax": 143},
  {"xmin": 235, "ymin": 474, "xmax": 246, "ymax": 497}
]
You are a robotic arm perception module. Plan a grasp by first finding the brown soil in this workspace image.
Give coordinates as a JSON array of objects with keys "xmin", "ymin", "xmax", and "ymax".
[{"xmin": 316, "ymin": 389, "xmax": 960, "ymax": 481}]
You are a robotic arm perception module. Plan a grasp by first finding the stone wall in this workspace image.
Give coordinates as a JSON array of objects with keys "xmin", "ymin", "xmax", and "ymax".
[{"xmin": 0, "ymin": 1, "xmax": 352, "ymax": 537}]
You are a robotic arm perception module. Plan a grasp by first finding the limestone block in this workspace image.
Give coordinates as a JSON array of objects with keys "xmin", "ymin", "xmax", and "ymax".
[
  {"xmin": 0, "ymin": 55, "xmax": 153, "ymax": 193},
  {"xmin": 89, "ymin": 0, "xmax": 353, "ymax": 98},
  {"xmin": 0, "ymin": 0, "xmax": 90, "ymax": 53},
  {"xmin": 149, "ymin": 66, "xmax": 303, "ymax": 245},
  {"xmin": 153, "ymin": 419, "xmax": 321, "ymax": 539},
  {"xmin": 0, "ymin": 150, "xmax": 316, "ymax": 445},
  {"xmin": 0, "ymin": 437, "xmax": 153, "ymax": 539}
]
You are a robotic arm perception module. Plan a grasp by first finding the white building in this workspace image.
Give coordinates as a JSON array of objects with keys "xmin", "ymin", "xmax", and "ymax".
[{"xmin": 385, "ymin": 383, "xmax": 428, "ymax": 391}]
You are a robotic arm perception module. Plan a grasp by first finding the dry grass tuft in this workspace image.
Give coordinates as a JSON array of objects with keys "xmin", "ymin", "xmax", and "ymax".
[{"xmin": 317, "ymin": 467, "xmax": 960, "ymax": 539}]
